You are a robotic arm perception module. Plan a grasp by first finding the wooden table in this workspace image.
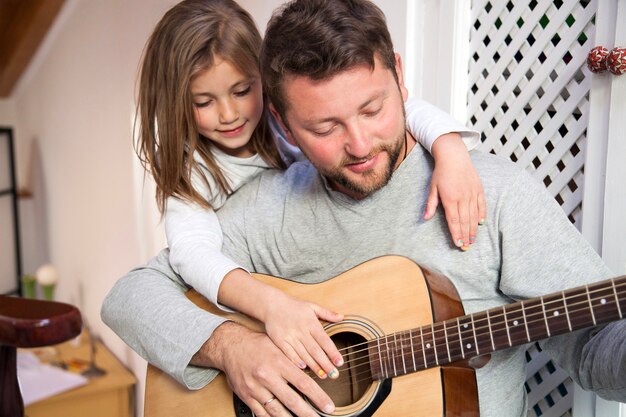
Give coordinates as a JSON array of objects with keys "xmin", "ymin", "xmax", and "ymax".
[{"xmin": 24, "ymin": 333, "xmax": 136, "ymax": 417}]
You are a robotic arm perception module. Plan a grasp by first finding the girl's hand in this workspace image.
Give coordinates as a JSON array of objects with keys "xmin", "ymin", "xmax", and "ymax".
[
  {"xmin": 426, "ymin": 133, "xmax": 486, "ymax": 250},
  {"xmin": 261, "ymin": 292, "xmax": 344, "ymax": 380}
]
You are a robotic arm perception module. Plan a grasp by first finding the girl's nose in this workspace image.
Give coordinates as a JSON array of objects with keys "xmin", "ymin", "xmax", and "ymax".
[{"xmin": 219, "ymin": 100, "xmax": 239, "ymax": 124}]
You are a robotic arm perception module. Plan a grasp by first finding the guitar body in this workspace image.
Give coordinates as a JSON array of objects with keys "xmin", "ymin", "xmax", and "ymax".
[{"xmin": 145, "ymin": 256, "xmax": 479, "ymax": 416}]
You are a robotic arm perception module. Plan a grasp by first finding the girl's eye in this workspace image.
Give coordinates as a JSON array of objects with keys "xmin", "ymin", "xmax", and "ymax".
[{"xmin": 234, "ymin": 86, "xmax": 251, "ymax": 97}]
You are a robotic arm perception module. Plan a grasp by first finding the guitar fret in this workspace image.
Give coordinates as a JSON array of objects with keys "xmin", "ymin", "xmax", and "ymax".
[
  {"xmin": 588, "ymin": 280, "xmax": 622, "ymax": 326},
  {"xmin": 486, "ymin": 306, "xmax": 511, "ymax": 351},
  {"xmin": 472, "ymin": 312, "xmax": 494, "ymax": 353},
  {"xmin": 409, "ymin": 329, "xmax": 417, "ymax": 372},
  {"xmin": 503, "ymin": 302, "xmax": 527, "ymax": 346},
  {"xmin": 586, "ymin": 285, "xmax": 597, "ymax": 325},
  {"xmin": 564, "ymin": 288, "xmax": 595, "ymax": 329},
  {"xmin": 612, "ymin": 280, "xmax": 623, "ymax": 319},
  {"xmin": 443, "ymin": 321, "xmax": 452, "ymax": 362},
  {"xmin": 521, "ymin": 301, "xmax": 530, "ymax": 342},
  {"xmin": 562, "ymin": 291, "xmax": 573, "ymax": 331},
  {"xmin": 423, "ymin": 326, "xmax": 438, "ymax": 367},
  {"xmin": 457, "ymin": 318, "xmax": 465, "ymax": 358},
  {"xmin": 398, "ymin": 332, "xmax": 407, "ymax": 375},
  {"xmin": 486, "ymin": 310, "xmax": 495, "ymax": 351},
  {"xmin": 431, "ymin": 324, "xmax": 439, "ymax": 366},
  {"xmin": 419, "ymin": 327, "xmax": 427, "ymax": 368},
  {"xmin": 540, "ymin": 296, "xmax": 551, "ymax": 337},
  {"xmin": 470, "ymin": 313, "xmax": 479, "ymax": 355},
  {"xmin": 457, "ymin": 316, "xmax": 475, "ymax": 356},
  {"xmin": 376, "ymin": 337, "xmax": 385, "ymax": 379},
  {"xmin": 384, "ymin": 335, "xmax": 391, "ymax": 378},
  {"xmin": 389, "ymin": 334, "xmax": 397, "ymax": 377},
  {"xmin": 503, "ymin": 306, "xmax": 512, "ymax": 346},
  {"xmin": 543, "ymin": 293, "xmax": 569, "ymax": 335},
  {"xmin": 523, "ymin": 298, "xmax": 550, "ymax": 340}
]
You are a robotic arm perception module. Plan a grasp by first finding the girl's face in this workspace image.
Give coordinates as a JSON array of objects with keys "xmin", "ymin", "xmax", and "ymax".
[{"xmin": 191, "ymin": 57, "xmax": 264, "ymax": 158}]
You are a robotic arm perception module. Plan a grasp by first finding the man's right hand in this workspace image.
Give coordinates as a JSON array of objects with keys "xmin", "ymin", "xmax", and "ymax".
[{"xmin": 192, "ymin": 321, "xmax": 336, "ymax": 417}]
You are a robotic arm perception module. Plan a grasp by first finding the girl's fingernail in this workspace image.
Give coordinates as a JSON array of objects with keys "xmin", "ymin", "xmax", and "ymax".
[
  {"xmin": 461, "ymin": 245, "xmax": 470, "ymax": 252},
  {"xmin": 456, "ymin": 239, "xmax": 464, "ymax": 247},
  {"xmin": 469, "ymin": 236, "xmax": 476, "ymax": 244},
  {"xmin": 298, "ymin": 361, "xmax": 306, "ymax": 369},
  {"xmin": 328, "ymin": 369, "xmax": 339, "ymax": 379},
  {"xmin": 479, "ymin": 218, "xmax": 486, "ymax": 225},
  {"xmin": 334, "ymin": 357, "xmax": 344, "ymax": 367},
  {"xmin": 318, "ymin": 369, "xmax": 327, "ymax": 379}
]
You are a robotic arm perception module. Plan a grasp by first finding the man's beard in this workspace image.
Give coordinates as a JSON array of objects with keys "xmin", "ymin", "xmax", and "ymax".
[{"xmin": 313, "ymin": 130, "xmax": 405, "ymax": 198}]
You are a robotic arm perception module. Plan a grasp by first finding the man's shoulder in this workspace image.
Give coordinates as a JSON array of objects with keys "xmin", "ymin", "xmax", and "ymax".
[
  {"xmin": 471, "ymin": 150, "xmax": 519, "ymax": 174},
  {"xmin": 470, "ymin": 151, "xmax": 545, "ymax": 200},
  {"xmin": 223, "ymin": 160, "xmax": 318, "ymax": 205},
  {"xmin": 471, "ymin": 151, "xmax": 527, "ymax": 184}
]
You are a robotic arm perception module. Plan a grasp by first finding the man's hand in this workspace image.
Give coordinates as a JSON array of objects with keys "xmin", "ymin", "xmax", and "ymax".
[
  {"xmin": 193, "ymin": 321, "xmax": 336, "ymax": 417},
  {"xmin": 426, "ymin": 133, "xmax": 486, "ymax": 250}
]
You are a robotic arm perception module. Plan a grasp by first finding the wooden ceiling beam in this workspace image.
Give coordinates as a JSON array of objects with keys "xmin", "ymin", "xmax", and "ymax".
[{"xmin": 0, "ymin": 0, "xmax": 65, "ymax": 98}]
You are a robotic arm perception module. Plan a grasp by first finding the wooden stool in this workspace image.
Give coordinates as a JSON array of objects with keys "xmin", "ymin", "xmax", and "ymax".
[{"xmin": 0, "ymin": 296, "xmax": 82, "ymax": 417}]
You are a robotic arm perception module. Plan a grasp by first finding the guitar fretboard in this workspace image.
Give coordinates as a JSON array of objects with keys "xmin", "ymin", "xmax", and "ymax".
[{"xmin": 368, "ymin": 276, "xmax": 626, "ymax": 380}]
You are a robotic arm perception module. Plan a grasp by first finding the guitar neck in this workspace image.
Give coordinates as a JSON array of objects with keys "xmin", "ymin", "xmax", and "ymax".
[{"xmin": 369, "ymin": 275, "xmax": 626, "ymax": 380}]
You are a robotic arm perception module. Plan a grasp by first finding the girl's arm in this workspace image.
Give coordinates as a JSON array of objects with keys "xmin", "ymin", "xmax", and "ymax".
[
  {"xmin": 405, "ymin": 97, "xmax": 485, "ymax": 250},
  {"xmin": 165, "ymin": 178, "xmax": 344, "ymax": 380}
]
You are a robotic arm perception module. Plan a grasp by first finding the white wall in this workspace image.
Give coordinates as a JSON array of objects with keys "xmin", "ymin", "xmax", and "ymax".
[
  {"xmin": 239, "ymin": 0, "xmax": 408, "ymax": 71},
  {"xmin": 0, "ymin": 1, "xmax": 431, "ymax": 415},
  {"xmin": 0, "ymin": 99, "xmax": 16, "ymax": 126},
  {"xmin": 1, "ymin": 0, "xmax": 176, "ymax": 415},
  {"xmin": 0, "ymin": 2, "xmax": 412, "ymax": 415}
]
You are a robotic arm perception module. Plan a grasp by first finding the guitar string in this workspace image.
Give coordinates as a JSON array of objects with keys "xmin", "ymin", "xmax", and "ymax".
[
  {"xmin": 331, "ymin": 284, "xmax": 626, "ymax": 374},
  {"xmin": 307, "ymin": 288, "xmax": 623, "ymax": 385},
  {"xmin": 302, "ymin": 287, "xmax": 626, "ymax": 389},
  {"xmin": 329, "ymin": 281, "xmax": 626, "ymax": 358},
  {"xmin": 313, "ymin": 284, "xmax": 626, "ymax": 382}
]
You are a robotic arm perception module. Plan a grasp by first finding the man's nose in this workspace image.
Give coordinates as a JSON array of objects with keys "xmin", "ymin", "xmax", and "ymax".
[{"xmin": 344, "ymin": 123, "xmax": 372, "ymax": 158}]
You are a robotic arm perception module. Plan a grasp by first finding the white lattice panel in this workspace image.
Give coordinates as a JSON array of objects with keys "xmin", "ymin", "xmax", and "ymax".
[
  {"xmin": 467, "ymin": 1, "xmax": 599, "ymax": 416},
  {"xmin": 468, "ymin": 0, "xmax": 597, "ymax": 229},
  {"xmin": 525, "ymin": 343, "xmax": 575, "ymax": 417}
]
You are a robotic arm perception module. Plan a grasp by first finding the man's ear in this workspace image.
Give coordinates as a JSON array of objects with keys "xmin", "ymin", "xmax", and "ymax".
[
  {"xmin": 393, "ymin": 53, "xmax": 409, "ymax": 102},
  {"xmin": 269, "ymin": 103, "xmax": 297, "ymax": 146}
]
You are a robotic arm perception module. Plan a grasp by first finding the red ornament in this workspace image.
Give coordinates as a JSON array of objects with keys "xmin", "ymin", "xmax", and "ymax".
[
  {"xmin": 587, "ymin": 46, "xmax": 609, "ymax": 73},
  {"xmin": 607, "ymin": 47, "xmax": 626, "ymax": 75}
]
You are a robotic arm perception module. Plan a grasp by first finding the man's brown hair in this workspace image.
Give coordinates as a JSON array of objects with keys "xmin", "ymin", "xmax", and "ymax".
[{"xmin": 260, "ymin": 0, "xmax": 397, "ymax": 122}]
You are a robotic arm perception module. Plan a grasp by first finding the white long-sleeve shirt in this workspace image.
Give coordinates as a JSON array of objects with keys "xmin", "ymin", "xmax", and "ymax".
[{"xmin": 164, "ymin": 98, "xmax": 479, "ymax": 309}]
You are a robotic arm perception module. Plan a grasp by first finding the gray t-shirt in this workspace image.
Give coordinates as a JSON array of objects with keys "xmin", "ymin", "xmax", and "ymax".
[
  {"xmin": 215, "ymin": 144, "xmax": 624, "ymax": 416},
  {"xmin": 102, "ymin": 143, "xmax": 626, "ymax": 416}
]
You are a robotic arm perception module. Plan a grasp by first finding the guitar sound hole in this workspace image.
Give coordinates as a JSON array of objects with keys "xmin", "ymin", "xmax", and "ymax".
[{"xmin": 315, "ymin": 331, "xmax": 373, "ymax": 408}]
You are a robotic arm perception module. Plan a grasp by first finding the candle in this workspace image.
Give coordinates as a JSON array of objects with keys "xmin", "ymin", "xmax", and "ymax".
[{"xmin": 36, "ymin": 264, "xmax": 59, "ymax": 300}]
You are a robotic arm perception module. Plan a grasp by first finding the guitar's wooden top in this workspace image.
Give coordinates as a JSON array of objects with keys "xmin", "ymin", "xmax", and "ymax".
[{"xmin": 145, "ymin": 255, "xmax": 479, "ymax": 417}]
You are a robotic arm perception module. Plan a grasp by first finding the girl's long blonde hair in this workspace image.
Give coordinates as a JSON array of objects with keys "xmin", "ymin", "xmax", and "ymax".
[{"xmin": 135, "ymin": 0, "xmax": 285, "ymax": 213}]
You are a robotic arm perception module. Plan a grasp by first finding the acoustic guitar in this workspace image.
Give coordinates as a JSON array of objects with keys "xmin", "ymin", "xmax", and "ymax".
[{"xmin": 144, "ymin": 255, "xmax": 626, "ymax": 417}]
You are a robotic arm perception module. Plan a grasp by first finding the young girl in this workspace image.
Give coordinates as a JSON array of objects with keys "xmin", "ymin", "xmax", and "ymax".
[{"xmin": 135, "ymin": 0, "xmax": 483, "ymax": 385}]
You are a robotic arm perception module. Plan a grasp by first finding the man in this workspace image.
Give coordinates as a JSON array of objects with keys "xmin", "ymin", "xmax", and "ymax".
[{"xmin": 102, "ymin": 1, "xmax": 626, "ymax": 416}]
